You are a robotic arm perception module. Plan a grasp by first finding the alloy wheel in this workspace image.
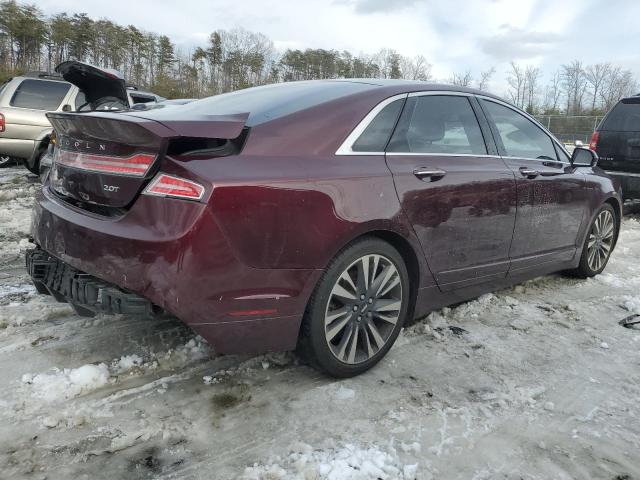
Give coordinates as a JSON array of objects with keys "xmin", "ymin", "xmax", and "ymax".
[
  {"xmin": 324, "ymin": 254, "xmax": 403, "ymax": 364},
  {"xmin": 587, "ymin": 209, "xmax": 615, "ymax": 272}
]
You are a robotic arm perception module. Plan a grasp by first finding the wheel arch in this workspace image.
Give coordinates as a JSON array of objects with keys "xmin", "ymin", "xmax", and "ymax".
[
  {"xmin": 603, "ymin": 196, "xmax": 622, "ymax": 249},
  {"xmin": 296, "ymin": 228, "xmax": 423, "ymax": 372},
  {"xmin": 26, "ymin": 130, "xmax": 52, "ymax": 169},
  {"xmin": 307, "ymin": 227, "xmax": 425, "ymax": 324}
]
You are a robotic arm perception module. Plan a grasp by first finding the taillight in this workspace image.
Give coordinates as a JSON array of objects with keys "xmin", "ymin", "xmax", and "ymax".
[
  {"xmin": 0, "ymin": 113, "xmax": 5, "ymax": 132},
  {"xmin": 142, "ymin": 174, "xmax": 205, "ymax": 201},
  {"xmin": 54, "ymin": 149, "xmax": 155, "ymax": 176},
  {"xmin": 589, "ymin": 131, "xmax": 599, "ymax": 151}
]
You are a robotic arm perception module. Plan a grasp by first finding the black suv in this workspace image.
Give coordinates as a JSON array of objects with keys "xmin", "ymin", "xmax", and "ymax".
[{"xmin": 591, "ymin": 95, "xmax": 640, "ymax": 199}]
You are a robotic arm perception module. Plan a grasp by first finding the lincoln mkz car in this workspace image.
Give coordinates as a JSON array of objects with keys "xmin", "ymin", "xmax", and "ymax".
[{"xmin": 26, "ymin": 80, "xmax": 622, "ymax": 377}]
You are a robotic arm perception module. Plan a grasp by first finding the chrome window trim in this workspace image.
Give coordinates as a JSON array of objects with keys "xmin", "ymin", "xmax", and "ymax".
[
  {"xmin": 385, "ymin": 152, "xmax": 497, "ymax": 158},
  {"xmin": 335, "ymin": 89, "xmax": 571, "ymax": 164},
  {"xmin": 335, "ymin": 93, "xmax": 408, "ymax": 156},
  {"xmin": 407, "ymin": 91, "xmax": 473, "ymax": 98}
]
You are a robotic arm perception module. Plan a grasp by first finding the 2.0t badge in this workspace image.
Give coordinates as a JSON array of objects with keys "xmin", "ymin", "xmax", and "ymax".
[{"xmin": 103, "ymin": 184, "xmax": 120, "ymax": 192}]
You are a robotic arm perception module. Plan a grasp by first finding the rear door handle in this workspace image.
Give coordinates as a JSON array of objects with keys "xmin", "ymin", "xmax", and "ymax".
[
  {"xmin": 413, "ymin": 168, "xmax": 446, "ymax": 181},
  {"xmin": 519, "ymin": 167, "xmax": 539, "ymax": 178}
]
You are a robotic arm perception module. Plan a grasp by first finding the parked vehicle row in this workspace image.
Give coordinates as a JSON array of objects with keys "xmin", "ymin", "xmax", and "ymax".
[
  {"xmin": 26, "ymin": 78, "xmax": 622, "ymax": 377},
  {"xmin": 0, "ymin": 61, "xmax": 164, "ymax": 174}
]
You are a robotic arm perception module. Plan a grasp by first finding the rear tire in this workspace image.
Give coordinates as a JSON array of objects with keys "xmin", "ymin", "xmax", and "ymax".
[
  {"xmin": 0, "ymin": 155, "xmax": 14, "ymax": 168},
  {"xmin": 25, "ymin": 148, "xmax": 45, "ymax": 175},
  {"xmin": 299, "ymin": 238, "xmax": 410, "ymax": 378},
  {"xmin": 569, "ymin": 204, "xmax": 617, "ymax": 278}
]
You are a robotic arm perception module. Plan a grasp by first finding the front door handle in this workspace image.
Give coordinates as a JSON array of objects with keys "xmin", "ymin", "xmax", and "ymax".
[
  {"xmin": 519, "ymin": 167, "xmax": 539, "ymax": 178},
  {"xmin": 413, "ymin": 168, "xmax": 446, "ymax": 181}
]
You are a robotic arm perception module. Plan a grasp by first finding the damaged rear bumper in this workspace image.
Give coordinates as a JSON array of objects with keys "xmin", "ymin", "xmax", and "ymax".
[{"xmin": 26, "ymin": 247, "xmax": 155, "ymax": 317}]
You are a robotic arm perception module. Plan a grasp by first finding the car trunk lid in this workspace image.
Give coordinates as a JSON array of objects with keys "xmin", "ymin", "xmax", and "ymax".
[
  {"xmin": 47, "ymin": 109, "xmax": 249, "ymax": 211},
  {"xmin": 55, "ymin": 61, "xmax": 129, "ymax": 109}
]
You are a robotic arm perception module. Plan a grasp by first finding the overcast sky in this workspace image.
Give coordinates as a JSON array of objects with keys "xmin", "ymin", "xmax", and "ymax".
[{"xmin": 35, "ymin": 0, "xmax": 640, "ymax": 93}]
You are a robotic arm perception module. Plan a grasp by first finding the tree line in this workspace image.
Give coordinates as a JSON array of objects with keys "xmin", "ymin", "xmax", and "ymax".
[
  {"xmin": 504, "ymin": 60, "xmax": 637, "ymax": 115},
  {"xmin": 0, "ymin": 0, "xmax": 637, "ymax": 114}
]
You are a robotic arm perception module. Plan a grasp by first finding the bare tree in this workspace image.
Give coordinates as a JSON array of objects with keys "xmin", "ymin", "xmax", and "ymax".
[
  {"xmin": 506, "ymin": 61, "xmax": 526, "ymax": 108},
  {"xmin": 373, "ymin": 49, "xmax": 402, "ymax": 79},
  {"xmin": 600, "ymin": 66, "xmax": 638, "ymax": 111},
  {"xmin": 450, "ymin": 70, "xmax": 473, "ymax": 87},
  {"xmin": 524, "ymin": 66, "xmax": 541, "ymax": 113},
  {"xmin": 400, "ymin": 54, "xmax": 432, "ymax": 81},
  {"xmin": 584, "ymin": 63, "xmax": 611, "ymax": 112},
  {"xmin": 477, "ymin": 66, "xmax": 496, "ymax": 91},
  {"xmin": 543, "ymin": 70, "xmax": 563, "ymax": 113},
  {"xmin": 562, "ymin": 60, "xmax": 587, "ymax": 115}
]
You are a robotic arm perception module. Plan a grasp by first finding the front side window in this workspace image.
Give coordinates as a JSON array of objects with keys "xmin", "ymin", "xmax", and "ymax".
[
  {"xmin": 10, "ymin": 79, "xmax": 70, "ymax": 110},
  {"xmin": 481, "ymin": 100, "xmax": 557, "ymax": 160},
  {"xmin": 352, "ymin": 98, "xmax": 404, "ymax": 152},
  {"xmin": 387, "ymin": 95, "xmax": 487, "ymax": 155}
]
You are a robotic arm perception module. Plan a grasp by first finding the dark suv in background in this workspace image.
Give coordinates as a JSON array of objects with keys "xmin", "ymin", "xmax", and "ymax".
[{"xmin": 591, "ymin": 95, "xmax": 640, "ymax": 199}]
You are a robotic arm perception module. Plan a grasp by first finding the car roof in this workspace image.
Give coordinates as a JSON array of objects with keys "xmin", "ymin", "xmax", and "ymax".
[
  {"xmin": 325, "ymin": 78, "xmax": 504, "ymax": 99},
  {"xmin": 618, "ymin": 94, "xmax": 640, "ymax": 103},
  {"xmin": 147, "ymin": 79, "xmax": 506, "ymax": 127},
  {"xmin": 18, "ymin": 72, "xmax": 67, "ymax": 82}
]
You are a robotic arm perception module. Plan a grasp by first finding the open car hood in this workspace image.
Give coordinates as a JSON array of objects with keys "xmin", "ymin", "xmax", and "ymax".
[{"xmin": 55, "ymin": 61, "xmax": 129, "ymax": 108}]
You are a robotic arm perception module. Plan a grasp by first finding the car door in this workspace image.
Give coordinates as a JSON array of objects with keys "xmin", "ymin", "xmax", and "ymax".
[
  {"xmin": 385, "ymin": 93, "xmax": 517, "ymax": 290},
  {"xmin": 478, "ymin": 98, "xmax": 588, "ymax": 271}
]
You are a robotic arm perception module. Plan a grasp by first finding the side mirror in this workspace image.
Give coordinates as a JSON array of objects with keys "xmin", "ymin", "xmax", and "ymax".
[
  {"xmin": 62, "ymin": 104, "xmax": 72, "ymax": 112},
  {"xmin": 571, "ymin": 147, "xmax": 598, "ymax": 167}
]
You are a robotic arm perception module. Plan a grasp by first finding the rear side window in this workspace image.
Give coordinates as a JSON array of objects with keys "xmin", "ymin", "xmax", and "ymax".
[
  {"xmin": 601, "ymin": 97, "xmax": 640, "ymax": 132},
  {"xmin": 10, "ymin": 79, "xmax": 70, "ymax": 110},
  {"xmin": 387, "ymin": 95, "xmax": 487, "ymax": 154},
  {"xmin": 481, "ymin": 100, "xmax": 557, "ymax": 160},
  {"xmin": 352, "ymin": 98, "xmax": 404, "ymax": 152}
]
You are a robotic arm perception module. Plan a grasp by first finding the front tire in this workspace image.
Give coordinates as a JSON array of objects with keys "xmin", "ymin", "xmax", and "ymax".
[
  {"xmin": 570, "ymin": 204, "xmax": 618, "ymax": 278},
  {"xmin": 299, "ymin": 238, "xmax": 410, "ymax": 378}
]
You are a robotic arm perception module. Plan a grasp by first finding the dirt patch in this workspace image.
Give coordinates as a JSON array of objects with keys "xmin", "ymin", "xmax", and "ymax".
[{"xmin": 211, "ymin": 383, "xmax": 252, "ymax": 410}]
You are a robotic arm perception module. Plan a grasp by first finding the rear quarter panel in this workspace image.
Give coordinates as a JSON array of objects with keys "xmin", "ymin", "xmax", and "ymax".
[{"xmin": 199, "ymin": 154, "xmax": 413, "ymax": 268}]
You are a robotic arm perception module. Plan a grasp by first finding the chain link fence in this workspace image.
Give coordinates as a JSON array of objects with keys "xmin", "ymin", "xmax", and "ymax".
[{"xmin": 534, "ymin": 115, "xmax": 604, "ymax": 146}]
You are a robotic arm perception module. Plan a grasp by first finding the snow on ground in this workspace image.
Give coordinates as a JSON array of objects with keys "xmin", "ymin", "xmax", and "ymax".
[{"xmin": 1, "ymin": 165, "xmax": 640, "ymax": 479}]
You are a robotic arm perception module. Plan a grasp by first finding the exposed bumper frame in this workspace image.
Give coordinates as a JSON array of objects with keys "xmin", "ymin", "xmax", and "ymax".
[{"xmin": 26, "ymin": 247, "xmax": 155, "ymax": 317}]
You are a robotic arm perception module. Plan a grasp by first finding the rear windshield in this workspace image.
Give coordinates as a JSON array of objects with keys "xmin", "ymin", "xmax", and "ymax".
[
  {"xmin": 149, "ymin": 81, "xmax": 378, "ymax": 126},
  {"xmin": 10, "ymin": 79, "xmax": 70, "ymax": 110},
  {"xmin": 601, "ymin": 97, "xmax": 640, "ymax": 132}
]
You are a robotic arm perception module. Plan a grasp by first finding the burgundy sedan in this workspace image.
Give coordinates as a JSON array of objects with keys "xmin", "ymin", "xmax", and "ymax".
[{"xmin": 27, "ymin": 80, "xmax": 621, "ymax": 377}]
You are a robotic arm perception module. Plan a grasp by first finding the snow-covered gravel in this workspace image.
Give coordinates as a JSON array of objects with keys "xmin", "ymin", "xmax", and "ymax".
[{"xmin": 1, "ymin": 165, "xmax": 640, "ymax": 479}]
